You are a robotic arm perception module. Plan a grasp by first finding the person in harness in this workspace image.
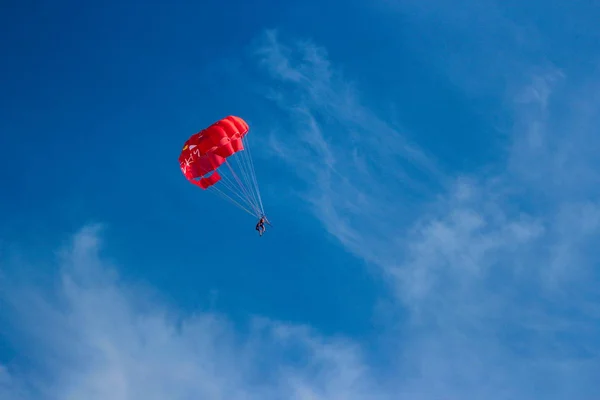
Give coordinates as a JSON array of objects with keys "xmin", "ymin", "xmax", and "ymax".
[{"xmin": 255, "ymin": 215, "xmax": 271, "ymax": 236}]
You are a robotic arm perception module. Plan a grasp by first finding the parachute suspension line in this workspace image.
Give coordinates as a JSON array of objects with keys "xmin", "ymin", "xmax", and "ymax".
[
  {"xmin": 240, "ymin": 148, "xmax": 264, "ymax": 217},
  {"xmin": 231, "ymin": 149, "xmax": 261, "ymax": 214},
  {"xmin": 224, "ymin": 159, "xmax": 261, "ymax": 217},
  {"xmin": 232, "ymin": 141, "xmax": 260, "ymax": 215},
  {"xmin": 216, "ymin": 167, "xmax": 262, "ymax": 217},
  {"xmin": 241, "ymin": 135, "xmax": 264, "ymax": 215},
  {"xmin": 207, "ymin": 185, "xmax": 256, "ymax": 217},
  {"xmin": 242, "ymin": 135, "xmax": 265, "ymax": 215},
  {"xmin": 214, "ymin": 173, "xmax": 259, "ymax": 216},
  {"xmin": 236, "ymin": 149, "xmax": 259, "ymax": 208}
]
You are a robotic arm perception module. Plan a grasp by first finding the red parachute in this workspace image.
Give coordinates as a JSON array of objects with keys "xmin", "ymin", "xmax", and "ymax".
[{"xmin": 178, "ymin": 116, "xmax": 265, "ymax": 218}]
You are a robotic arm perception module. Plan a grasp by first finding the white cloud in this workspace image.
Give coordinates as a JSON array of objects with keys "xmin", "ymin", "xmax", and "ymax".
[
  {"xmin": 1, "ymin": 225, "xmax": 383, "ymax": 400},
  {"xmin": 252, "ymin": 26, "xmax": 600, "ymax": 399},
  {"xmin": 253, "ymin": 29, "xmax": 448, "ymax": 267}
]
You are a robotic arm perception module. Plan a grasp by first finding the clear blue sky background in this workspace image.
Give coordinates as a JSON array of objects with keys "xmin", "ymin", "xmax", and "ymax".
[{"xmin": 1, "ymin": 0, "xmax": 599, "ymax": 399}]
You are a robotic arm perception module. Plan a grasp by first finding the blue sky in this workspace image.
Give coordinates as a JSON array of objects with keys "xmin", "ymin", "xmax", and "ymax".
[{"xmin": 1, "ymin": 0, "xmax": 599, "ymax": 398}]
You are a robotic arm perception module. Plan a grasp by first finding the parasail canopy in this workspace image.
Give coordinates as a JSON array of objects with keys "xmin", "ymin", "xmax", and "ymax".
[{"xmin": 178, "ymin": 116, "xmax": 265, "ymax": 218}]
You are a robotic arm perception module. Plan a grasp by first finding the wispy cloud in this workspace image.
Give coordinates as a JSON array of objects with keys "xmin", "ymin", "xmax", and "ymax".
[
  {"xmin": 1, "ymin": 225, "xmax": 385, "ymax": 400},
  {"xmin": 253, "ymin": 29, "xmax": 448, "ymax": 266},
  {"xmin": 252, "ymin": 19, "xmax": 600, "ymax": 399}
]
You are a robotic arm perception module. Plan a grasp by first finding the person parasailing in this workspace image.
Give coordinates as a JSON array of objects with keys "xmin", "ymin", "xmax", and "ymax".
[
  {"xmin": 255, "ymin": 215, "xmax": 271, "ymax": 236},
  {"xmin": 178, "ymin": 115, "xmax": 270, "ymax": 237}
]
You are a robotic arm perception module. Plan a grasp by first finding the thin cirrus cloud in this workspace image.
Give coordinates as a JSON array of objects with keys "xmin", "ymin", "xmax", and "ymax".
[
  {"xmin": 251, "ymin": 18, "xmax": 600, "ymax": 399},
  {"xmin": 253, "ymin": 29, "xmax": 448, "ymax": 267}
]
